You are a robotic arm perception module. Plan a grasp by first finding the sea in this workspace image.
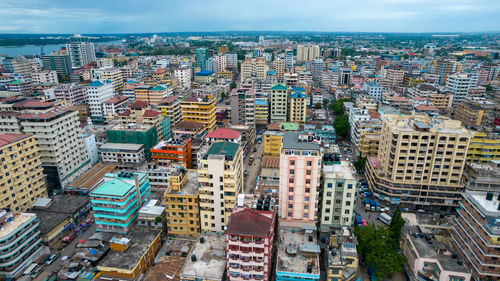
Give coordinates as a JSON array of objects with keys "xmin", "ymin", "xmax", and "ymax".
[{"xmin": 0, "ymin": 40, "xmax": 123, "ymax": 57}]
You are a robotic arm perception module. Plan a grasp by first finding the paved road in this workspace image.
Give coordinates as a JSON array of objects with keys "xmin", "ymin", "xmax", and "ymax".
[
  {"xmin": 34, "ymin": 223, "xmax": 96, "ymax": 281},
  {"xmin": 243, "ymin": 139, "xmax": 264, "ymax": 193}
]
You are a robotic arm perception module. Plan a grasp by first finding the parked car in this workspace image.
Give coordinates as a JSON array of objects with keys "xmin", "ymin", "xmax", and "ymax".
[
  {"xmin": 38, "ymin": 254, "xmax": 50, "ymax": 265},
  {"xmin": 46, "ymin": 254, "xmax": 59, "ymax": 265}
]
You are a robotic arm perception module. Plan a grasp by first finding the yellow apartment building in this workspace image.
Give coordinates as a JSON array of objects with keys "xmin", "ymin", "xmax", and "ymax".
[
  {"xmin": 264, "ymin": 131, "xmax": 283, "ymax": 157},
  {"xmin": 467, "ymin": 132, "xmax": 500, "ymax": 163},
  {"xmin": 288, "ymin": 91, "xmax": 307, "ymax": 123},
  {"xmin": 163, "ymin": 169, "xmax": 200, "ymax": 237},
  {"xmin": 180, "ymin": 93, "xmax": 216, "ymax": 132}
]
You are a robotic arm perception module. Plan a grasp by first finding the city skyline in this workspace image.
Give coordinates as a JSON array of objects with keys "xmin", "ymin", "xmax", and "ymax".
[{"xmin": 1, "ymin": 0, "xmax": 499, "ymax": 34}]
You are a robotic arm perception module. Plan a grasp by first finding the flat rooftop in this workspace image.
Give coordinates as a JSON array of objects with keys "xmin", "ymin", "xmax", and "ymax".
[
  {"xmin": 277, "ymin": 227, "xmax": 320, "ymax": 276},
  {"xmin": 99, "ymin": 142, "xmax": 144, "ymax": 152},
  {"xmin": 91, "ymin": 172, "xmax": 147, "ymax": 197},
  {"xmin": 98, "ymin": 227, "xmax": 161, "ymax": 270},
  {"xmin": 283, "ymin": 131, "xmax": 320, "ymax": 150},
  {"xmin": 408, "ymin": 235, "xmax": 468, "ymax": 273},
  {"xmin": 180, "ymin": 233, "xmax": 226, "ymax": 280},
  {"xmin": 68, "ymin": 163, "xmax": 116, "ymax": 191},
  {"xmin": 466, "ymin": 190, "xmax": 500, "ymax": 214},
  {"xmin": 206, "ymin": 142, "xmax": 239, "ymax": 158},
  {"xmin": 167, "ymin": 170, "xmax": 199, "ymax": 196},
  {"xmin": 32, "ymin": 195, "xmax": 89, "ymax": 214},
  {"xmin": 323, "ymin": 160, "xmax": 356, "ymax": 180},
  {"xmin": 30, "ymin": 210, "xmax": 70, "ymax": 234},
  {"xmin": 0, "ymin": 212, "xmax": 36, "ymax": 239}
]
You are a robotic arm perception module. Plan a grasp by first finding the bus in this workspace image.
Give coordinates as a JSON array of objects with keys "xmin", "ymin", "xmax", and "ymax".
[
  {"xmin": 378, "ymin": 213, "xmax": 392, "ymax": 225},
  {"xmin": 23, "ymin": 263, "xmax": 41, "ymax": 278}
]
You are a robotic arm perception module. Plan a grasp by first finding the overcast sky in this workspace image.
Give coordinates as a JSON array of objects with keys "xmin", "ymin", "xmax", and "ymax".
[{"xmin": 0, "ymin": 0, "xmax": 499, "ymax": 33}]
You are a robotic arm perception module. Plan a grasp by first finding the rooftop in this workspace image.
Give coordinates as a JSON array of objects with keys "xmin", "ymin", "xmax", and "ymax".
[
  {"xmin": 139, "ymin": 200, "xmax": 165, "ymax": 216},
  {"xmin": 206, "ymin": 142, "xmax": 239, "ymax": 159},
  {"xmin": 174, "ymin": 120, "xmax": 205, "ymax": 130},
  {"xmin": 181, "ymin": 233, "xmax": 226, "ymax": 280},
  {"xmin": 144, "ymin": 256, "xmax": 186, "ymax": 281},
  {"xmin": 129, "ymin": 100, "xmax": 149, "ymax": 109},
  {"xmin": 205, "ymin": 128, "xmax": 240, "ymax": 140},
  {"xmin": 277, "ymin": 227, "xmax": 320, "ymax": 276},
  {"xmin": 87, "ymin": 80, "xmax": 104, "ymax": 87},
  {"xmin": 99, "ymin": 142, "xmax": 144, "ymax": 152},
  {"xmin": 167, "ymin": 170, "xmax": 199, "ymax": 196},
  {"xmin": 466, "ymin": 190, "xmax": 500, "ymax": 215},
  {"xmin": 0, "ymin": 212, "xmax": 37, "ymax": 239},
  {"xmin": 0, "ymin": 134, "xmax": 31, "ymax": 147},
  {"xmin": 261, "ymin": 156, "xmax": 280, "ymax": 168},
  {"xmin": 226, "ymin": 208, "xmax": 273, "ymax": 237},
  {"xmin": 91, "ymin": 172, "xmax": 147, "ymax": 197},
  {"xmin": 30, "ymin": 210, "xmax": 70, "ymax": 234},
  {"xmin": 271, "ymin": 84, "xmax": 288, "ymax": 91},
  {"xmin": 282, "ymin": 131, "xmax": 320, "ymax": 151},
  {"xmin": 98, "ymin": 227, "xmax": 161, "ymax": 270},
  {"xmin": 323, "ymin": 160, "xmax": 357, "ymax": 180},
  {"xmin": 32, "ymin": 195, "xmax": 89, "ymax": 215},
  {"xmin": 68, "ymin": 163, "xmax": 116, "ymax": 192}
]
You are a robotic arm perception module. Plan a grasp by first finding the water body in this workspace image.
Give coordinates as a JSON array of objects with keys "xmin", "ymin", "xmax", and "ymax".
[{"xmin": 0, "ymin": 40, "xmax": 123, "ymax": 57}]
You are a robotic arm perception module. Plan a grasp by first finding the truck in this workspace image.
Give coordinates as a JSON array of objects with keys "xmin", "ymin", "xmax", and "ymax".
[
  {"xmin": 364, "ymin": 198, "xmax": 371, "ymax": 211},
  {"xmin": 378, "ymin": 212, "xmax": 392, "ymax": 225},
  {"xmin": 364, "ymin": 192, "xmax": 373, "ymax": 198},
  {"xmin": 370, "ymin": 199, "xmax": 376, "ymax": 211},
  {"xmin": 355, "ymin": 214, "xmax": 363, "ymax": 226},
  {"xmin": 375, "ymin": 201, "xmax": 381, "ymax": 211}
]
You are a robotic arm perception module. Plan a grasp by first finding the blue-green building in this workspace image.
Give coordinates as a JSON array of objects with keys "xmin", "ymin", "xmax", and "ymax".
[{"xmin": 90, "ymin": 172, "xmax": 151, "ymax": 234}]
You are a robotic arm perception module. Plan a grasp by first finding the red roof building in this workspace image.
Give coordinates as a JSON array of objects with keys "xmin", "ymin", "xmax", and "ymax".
[
  {"xmin": 150, "ymin": 138, "xmax": 192, "ymax": 168},
  {"xmin": 205, "ymin": 128, "xmax": 241, "ymax": 144},
  {"xmin": 225, "ymin": 194, "xmax": 276, "ymax": 281}
]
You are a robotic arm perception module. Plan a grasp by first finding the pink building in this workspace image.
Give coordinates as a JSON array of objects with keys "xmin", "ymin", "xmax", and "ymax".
[
  {"xmin": 225, "ymin": 194, "xmax": 276, "ymax": 281},
  {"xmin": 279, "ymin": 132, "xmax": 321, "ymax": 227}
]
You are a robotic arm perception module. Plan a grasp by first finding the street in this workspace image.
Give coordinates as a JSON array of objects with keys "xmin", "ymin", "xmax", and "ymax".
[
  {"xmin": 34, "ymin": 223, "xmax": 97, "ymax": 281},
  {"xmin": 243, "ymin": 138, "xmax": 264, "ymax": 193}
]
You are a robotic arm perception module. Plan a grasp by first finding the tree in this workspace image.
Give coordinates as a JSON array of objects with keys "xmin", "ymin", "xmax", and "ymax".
[
  {"xmin": 354, "ymin": 224, "xmax": 405, "ymax": 279},
  {"xmin": 329, "ymin": 99, "xmax": 350, "ymax": 115},
  {"xmin": 230, "ymin": 82, "xmax": 237, "ymax": 90},
  {"xmin": 389, "ymin": 210, "xmax": 405, "ymax": 244},
  {"xmin": 221, "ymin": 92, "xmax": 228, "ymax": 100},
  {"xmin": 155, "ymin": 216, "xmax": 162, "ymax": 223},
  {"xmin": 314, "ymin": 102, "xmax": 322, "ymax": 109},
  {"xmin": 482, "ymin": 84, "xmax": 493, "ymax": 91},
  {"xmin": 353, "ymin": 154, "xmax": 367, "ymax": 174},
  {"xmin": 333, "ymin": 114, "xmax": 350, "ymax": 138}
]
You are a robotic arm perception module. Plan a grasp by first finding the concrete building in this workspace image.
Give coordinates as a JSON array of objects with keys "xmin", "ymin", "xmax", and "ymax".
[
  {"xmin": 107, "ymin": 124, "xmax": 158, "ymax": 161},
  {"xmin": 453, "ymin": 97, "xmax": 496, "ymax": 130},
  {"xmin": 180, "ymin": 233, "xmax": 226, "ymax": 281},
  {"xmin": 230, "ymin": 86, "xmax": 256, "ymax": 126},
  {"xmin": 467, "ymin": 132, "xmax": 500, "ymax": 163},
  {"xmin": 225, "ymin": 53, "xmax": 238, "ymax": 69},
  {"xmin": 181, "ymin": 93, "xmax": 216, "ymax": 132},
  {"xmin": 99, "ymin": 142, "xmax": 146, "ymax": 168},
  {"xmin": 0, "ymin": 211, "xmax": 44, "ymax": 279},
  {"xmin": 320, "ymin": 159, "xmax": 358, "ymax": 233},
  {"xmin": 86, "ymin": 80, "xmax": 114, "ymax": 121},
  {"xmin": 264, "ymin": 131, "xmax": 283, "ymax": 157},
  {"xmin": 327, "ymin": 230, "xmax": 360, "ymax": 281},
  {"xmin": 53, "ymin": 83, "xmax": 87, "ymax": 105},
  {"xmin": 275, "ymin": 226, "xmax": 320, "ymax": 281},
  {"xmin": 452, "ymin": 190, "xmax": 500, "ymax": 281},
  {"xmin": 225, "ymin": 194, "xmax": 277, "ymax": 281},
  {"xmin": 215, "ymin": 55, "xmax": 226, "ymax": 72},
  {"xmin": 134, "ymin": 84, "xmax": 172, "ymax": 106},
  {"xmin": 363, "ymin": 81, "xmax": 383, "ymax": 101},
  {"xmin": 117, "ymin": 101, "xmax": 170, "ymax": 141},
  {"xmin": 446, "ymin": 73, "xmax": 479, "ymax": 104},
  {"xmin": 6, "ymin": 80, "xmax": 32, "ymax": 95},
  {"xmin": 279, "ymin": 132, "xmax": 321, "ymax": 227},
  {"xmin": 151, "ymin": 138, "xmax": 192, "ymax": 168},
  {"xmin": 195, "ymin": 48, "xmax": 208, "ymax": 70},
  {"xmin": 270, "ymin": 84, "xmax": 288, "ymax": 123},
  {"xmin": 158, "ymin": 96, "xmax": 183, "ymax": 126},
  {"xmin": 255, "ymin": 98, "xmax": 269, "ymax": 126},
  {"xmin": 289, "ymin": 91, "xmax": 307, "ymax": 123},
  {"xmin": 380, "ymin": 65, "xmax": 405, "ymax": 88},
  {"xmin": 102, "ymin": 95, "xmax": 129, "ymax": 118},
  {"xmin": 163, "ymin": 169, "xmax": 200, "ymax": 237},
  {"xmin": 66, "ymin": 34, "xmax": 96, "ymax": 68},
  {"xmin": 273, "ymin": 58, "xmax": 285, "ymax": 81},
  {"xmin": 205, "ymin": 128, "xmax": 241, "ymax": 145},
  {"xmin": 366, "ymin": 114, "xmax": 473, "ymax": 210},
  {"xmin": 2, "ymin": 57, "xmax": 32, "ymax": 76},
  {"xmin": 402, "ymin": 233, "xmax": 471, "ymax": 281},
  {"xmin": 174, "ymin": 66, "xmax": 192, "ymax": 89},
  {"xmin": 297, "ymin": 44, "xmax": 320, "ymax": 63},
  {"xmin": 435, "ymin": 60, "xmax": 454, "ymax": 85},
  {"xmin": 12, "ymin": 102, "xmax": 90, "ymax": 193},
  {"xmin": 92, "ymin": 67, "xmax": 124, "ymax": 92},
  {"xmin": 31, "ymin": 70, "xmax": 58, "ymax": 84},
  {"xmin": 90, "ymin": 172, "xmax": 151, "ymax": 233},
  {"xmin": 462, "ymin": 161, "xmax": 500, "ymax": 192},
  {"xmin": 0, "ymin": 134, "xmax": 47, "ymax": 212},
  {"xmin": 198, "ymin": 142, "xmax": 244, "ymax": 232},
  {"xmin": 81, "ymin": 133, "xmax": 98, "ymax": 165},
  {"xmin": 241, "ymin": 57, "xmax": 268, "ymax": 81},
  {"xmin": 41, "ymin": 51, "xmax": 72, "ymax": 77}
]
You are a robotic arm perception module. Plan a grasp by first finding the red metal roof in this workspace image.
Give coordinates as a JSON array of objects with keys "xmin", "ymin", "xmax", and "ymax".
[
  {"xmin": 142, "ymin": 110, "xmax": 161, "ymax": 118},
  {"xmin": 128, "ymin": 100, "xmax": 149, "ymax": 109},
  {"xmin": 205, "ymin": 128, "xmax": 240, "ymax": 140},
  {"xmin": 415, "ymin": 104, "xmax": 438, "ymax": 111},
  {"xmin": 0, "ymin": 134, "xmax": 31, "ymax": 147},
  {"xmin": 226, "ymin": 209, "xmax": 272, "ymax": 237}
]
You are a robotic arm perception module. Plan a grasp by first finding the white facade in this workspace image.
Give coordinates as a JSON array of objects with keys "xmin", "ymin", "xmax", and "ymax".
[
  {"xmin": 363, "ymin": 81, "xmax": 383, "ymax": 101},
  {"xmin": 82, "ymin": 133, "xmax": 99, "ymax": 165},
  {"xmin": 445, "ymin": 72, "xmax": 479, "ymax": 104},
  {"xmin": 31, "ymin": 70, "xmax": 58, "ymax": 84},
  {"xmin": 66, "ymin": 42, "xmax": 96, "ymax": 68},
  {"xmin": 215, "ymin": 55, "xmax": 226, "ymax": 72},
  {"xmin": 99, "ymin": 143, "xmax": 145, "ymax": 167},
  {"xmin": 86, "ymin": 81, "xmax": 114, "ymax": 119},
  {"xmin": 174, "ymin": 66, "xmax": 192, "ymax": 89},
  {"xmin": 225, "ymin": 53, "xmax": 238, "ymax": 69}
]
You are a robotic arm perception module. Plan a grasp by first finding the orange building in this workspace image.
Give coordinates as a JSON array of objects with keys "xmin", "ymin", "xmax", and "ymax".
[{"xmin": 150, "ymin": 138, "xmax": 192, "ymax": 168}]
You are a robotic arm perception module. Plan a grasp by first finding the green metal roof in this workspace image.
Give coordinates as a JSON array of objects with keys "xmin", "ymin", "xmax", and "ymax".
[
  {"xmin": 91, "ymin": 179, "xmax": 133, "ymax": 197},
  {"xmin": 206, "ymin": 142, "xmax": 239, "ymax": 158},
  {"xmin": 280, "ymin": 122, "xmax": 300, "ymax": 131},
  {"xmin": 8, "ymin": 80, "xmax": 24, "ymax": 85},
  {"xmin": 271, "ymin": 84, "xmax": 287, "ymax": 91},
  {"xmin": 150, "ymin": 86, "xmax": 165, "ymax": 91}
]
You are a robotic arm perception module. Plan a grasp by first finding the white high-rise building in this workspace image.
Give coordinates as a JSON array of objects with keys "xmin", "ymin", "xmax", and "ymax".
[
  {"xmin": 363, "ymin": 81, "xmax": 383, "ymax": 101},
  {"xmin": 225, "ymin": 53, "xmax": 238, "ymax": 69},
  {"xmin": 66, "ymin": 34, "xmax": 96, "ymax": 68},
  {"xmin": 174, "ymin": 66, "xmax": 192, "ymax": 89},
  {"xmin": 215, "ymin": 55, "xmax": 226, "ymax": 72},
  {"xmin": 445, "ymin": 72, "xmax": 479, "ymax": 104},
  {"xmin": 86, "ymin": 80, "xmax": 114, "ymax": 120},
  {"xmin": 297, "ymin": 44, "xmax": 320, "ymax": 63}
]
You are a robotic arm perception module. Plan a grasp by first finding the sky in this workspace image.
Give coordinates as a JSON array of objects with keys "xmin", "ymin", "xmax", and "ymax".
[{"xmin": 0, "ymin": 0, "xmax": 499, "ymax": 34}]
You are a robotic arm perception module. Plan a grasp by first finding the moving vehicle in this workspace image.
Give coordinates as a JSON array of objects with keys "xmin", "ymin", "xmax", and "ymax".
[
  {"xmin": 249, "ymin": 154, "xmax": 255, "ymax": 162},
  {"xmin": 46, "ymin": 254, "xmax": 59, "ymax": 265},
  {"xmin": 378, "ymin": 212, "xmax": 392, "ymax": 225}
]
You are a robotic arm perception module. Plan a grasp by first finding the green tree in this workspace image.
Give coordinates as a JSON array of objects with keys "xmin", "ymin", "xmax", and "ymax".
[
  {"xmin": 354, "ymin": 224, "xmax": 405, "ymax": 279},
  {"xmin": 333, "ymin": 114, "xmax": 350, "ymax": 138},
  {"xmin": 314, "ymin": 102, "xmax": 322, "ymax": 109},
  {"xmin": 482, "ymin": 84, "xmax": 493, "ymax": 91},
  {"xmin": 329, "ymin": 99, "xmax": 350, "ymax": 115},
  {"xmin": 155, "ymin": 216, "xmax": 162, "ymax": 223},
  {"xmin": 353, "ymin": 154, "xmax": 367, "ymax": 174},
  {"xmin": 389, "ymin": 210, "xmax": 405, "ymax": 244},
  {"xmin": 230, "ymin": 82, "xmax": 237, "ymax": 90},
  {"xmin": 221, "ymin": 92, "xmax": 228, "ymax": 100}
]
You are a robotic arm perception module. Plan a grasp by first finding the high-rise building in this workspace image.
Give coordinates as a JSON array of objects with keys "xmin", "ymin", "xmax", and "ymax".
[
  {"xmin": 273, "ymin": 58, "xmax": 285, "ymax": 81},
  {"xmin": 288, "ymin": 91, "xmax": 307, "ymax": 123},
  {"xmin": 195, "ymin": 48, "xmax": 208, "ymax": 70},
  {"xmin": 0, "ymin": 211, "xmax": 43, "ymax": 279},
  {"xmin": 296, "ymin": 44, "xmax": 320, "ymax": 63},
  {"xmin": 215, "ymin": 55, "xmax": 226, "ymax": 72},
  {"xmin": 270, "ymin": 83, "xmax": 288, "ymax": 123},
  {"xmin": 2, "ymin": 57, "xmax": 32, "ymax": 76},
  {"xmin": 0, "ymin": 134, "xmax": 47, "ymax": 212},
  {"xmin": 363, "ymin": 81, "xmax": 383, "ymax": 101},
  {"xmin": 90, "ymin": 172, "xmax": 150, "ymax": 233},
  {"xmin": 435, "ymin": 60, "xmax": 454, "ymax": 85},
  {"xmin": 198, "ymin": 142, "xmax": 244, "ymax": 232},
  {"xmin": 230, "ymin": 85, "xmax": 256, "ymax": 126},
  {"xmin": 158, "ymin": 96, "xmax": 183, "ymax": 126},
  {"xmin": 180, "ymin": 93, "xmax": 216, "ymax": 132},
  {"xmin": 42, "ymin": 51, "xmax": 72, "ymax": 77},
  {"xmin": 312, "ymin": 58, "xmax": 324, "ymax": 81},
  {"xmin": 133, "ymin": 84, "xmax": 171, "ymax": 106},
  {"xmin": 279, "ymin": 132, "xmax": 321, "ymax": 227},
  {"xmin": 151, "ymin": 138, "xmax": 192, "ymax": 168},
  {"xmin": 452, "ymin": 190, "xmax": 500, "ymax": 281},
  {"xmin": 31, "ymin": 70, "xmax": 58, "ymax": 84},
  {"xmin": 466, "ymin": 132, "xmax": 500, "ymax": 163},
  {"xmin": 174, "ymin": 66, "xmax": 191, "ymax": 89},
  {"xmin": 285, "ymin": 49, "xmax": 294, "ymax": 68},
  {"xmin": 163, "ymin": 169, "xmax": 200, "ymax": 236},
  {"xmin": 320, "ymin": 158, "xmax": 358, "ymax": 233},
  {"xmin": 225, "ymin": 53, "xmax": 238, "ymax": 69},
  {"xmin": 7, "ymin": 101, "xmax": 91, "ymax": 194},
  {"xmin": 225, "ymin": 194, "xmax": 276, "ymax": 281},
  {"xmin": 86, "ymin": 80, "xmax": 114, "ymax": 121},
  {"xmin": 240, "ymin": 57, "xmax": 268, "ymax": 81},
  {"xmin": 92, "ymin": 67, "xmax": 124, "ymax": 91},
  {"xmin": 66, "ymin": 34, "xmax": 96, "ymax": 68},
  {"xmin": 453, "ymin": 97, "xmax": 496, "ymax": 130},
  {"xmin": 445, "ymin": 73, "xmax": 479, "ymax": 104},
  {"xmin": 366, "ymin": 114, "xmax": 473, "ymax": 210}
]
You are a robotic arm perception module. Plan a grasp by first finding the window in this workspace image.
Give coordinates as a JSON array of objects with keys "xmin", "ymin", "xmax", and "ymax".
[
  {"xmin": 327, "ymin": 183, "xmax": 333, "ymax": 188},
  {"xmin": 289, "ymin": 196, "xmax": 293, "ymax": 201},
  {"xmin": 306, "ymin": 179, "xmax": 310, "ymax": 184},
  {"xmin": 307, "ymin": 161, "xmax": 312, "ymax": 166},
  {"xmin": 289, "ymin": 187, "xmax": 294, "ymax": 192},
  {"xmin": 348, "ymin": 184, "xmax": 353, "ymax": 189},
  {"xmin": 337, "ymin": 182, "xmax": 343, "ymax": 188},
  {"xmin": 290, "ymin": 160, "xmax": 295, "ymax": 166},
  {"xmin": 305, "ymin": 196, "xmax": 309, "ymax": 202}
]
